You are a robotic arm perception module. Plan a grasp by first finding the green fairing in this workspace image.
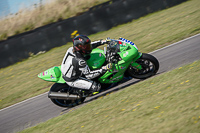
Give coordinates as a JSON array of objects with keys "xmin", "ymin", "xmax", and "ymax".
[
  {"xmin": 98, "ymin": 43, "xmax": 140, "ymax": 83},
  {"xmin": 38, "ymin": 66, "xmax": 65, "ymax": 83},
  {"xmin": 86, "ymin": 48, "xmax": 106, "ymax": 70},
  {"xmin": 130, "ymin": 52, "xmax": 143, "ymax": 70},
  {"xmin": 38, "ymin": 41, "xmax": 142, "ymax": 84}
]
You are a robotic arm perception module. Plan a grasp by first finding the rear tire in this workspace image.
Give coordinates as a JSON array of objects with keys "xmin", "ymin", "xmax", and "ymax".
[
  {"xmin": 127, "ymin": 53, "xmax": 159, "ymax": 79},
  {"xmin": 50, "ymin": 83, "xmax": 86, "ymax": 107}
]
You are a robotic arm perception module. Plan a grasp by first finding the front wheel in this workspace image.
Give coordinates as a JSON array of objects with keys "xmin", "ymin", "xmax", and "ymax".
[
  {"xmin": 127, "ymin": 53, "xmax": 159, "ymax": 79},
  {"xmin": 49, "ymin": 83, "xmax": 86, "ymax": 107}
]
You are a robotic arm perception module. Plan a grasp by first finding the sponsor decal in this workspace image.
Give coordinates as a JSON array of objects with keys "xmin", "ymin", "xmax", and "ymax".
[
  {"xmin": 120, "ymin": 66, "xmax": 126, "ymax": 69},
  {"xmin": 50, "ymin": 75, "xmax": 55, "ymax": 79},
  {"xmin": 123, "ymin": 51, "xmax": 128, "ymax": 57},
  {"xmin": 42, "ymin": 71, "xmax": 48, "ymax": 76},
  {"xmin": 119, "ymin": 37, "xmax": 134, "ymax": 45},
  {"xmin": 110, "ymin": 75, "xmax": 123, "ymax": 81},
  {"xmin": 99, "ymin": 53, "xmax": 102, "ymax": 57}
]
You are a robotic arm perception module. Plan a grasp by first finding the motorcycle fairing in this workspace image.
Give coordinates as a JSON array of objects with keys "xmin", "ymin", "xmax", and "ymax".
[
  {"xmin": 38, "ymin": 66, "xmax": 65, "ymax": 83},
  {"xmin": 86, "ymin": 48, "xmax": 106, "ymax": 70},
  {"xmin": 98, "ymin": 42, "xmax": 142, "ymax": 83}
]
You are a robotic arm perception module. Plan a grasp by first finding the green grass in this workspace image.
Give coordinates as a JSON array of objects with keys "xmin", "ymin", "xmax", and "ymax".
[
  {"xmin": 0, "ymin": 0, "xmax": 200, "ymax": 109},
  {"xmin": 19, "ymin": 60, "xmax": 200, "ymax": 133}
]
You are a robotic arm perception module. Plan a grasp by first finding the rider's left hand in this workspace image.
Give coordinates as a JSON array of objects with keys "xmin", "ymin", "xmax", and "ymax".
[{"xmin": 102, "ymin": 63, "xmax": 113, "ymax": 73}]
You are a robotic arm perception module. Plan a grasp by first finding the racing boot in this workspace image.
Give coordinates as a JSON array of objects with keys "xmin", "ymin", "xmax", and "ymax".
[{"xmin": 90, "ymin": 82, "xmax": 101, "ymax": 94}]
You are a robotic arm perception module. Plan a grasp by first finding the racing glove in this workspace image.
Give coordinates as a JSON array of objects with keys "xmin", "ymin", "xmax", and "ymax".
[{"xmin": 102, "ymin": 63, "xmax": 113, "ymax": 73}]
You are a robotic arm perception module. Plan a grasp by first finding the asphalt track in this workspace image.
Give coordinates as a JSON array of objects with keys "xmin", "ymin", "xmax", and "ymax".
[{"xmin": 0, "ymin": 34, "xmax": 200, "ymax": 133}]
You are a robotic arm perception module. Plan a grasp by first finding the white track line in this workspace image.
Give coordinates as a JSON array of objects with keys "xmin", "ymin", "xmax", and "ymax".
[
  {"xmin": 149, "ymin": 33, "xmax": 200, "ymax": 54},
  {"xmin": 1, "ymin": 33, "xmax": 200, "ymax": 112},
  {"xmin": 0, "ymin": 92, "xmax": 48, "ymax": 112}
]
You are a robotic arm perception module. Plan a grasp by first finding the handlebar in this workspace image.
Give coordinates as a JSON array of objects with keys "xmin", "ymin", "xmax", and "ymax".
[
  {"xmin": 106, "ymin": 39, "xmax": 121, "ymax": 61},
  {"xmin": 105, "ymin": 39, "xmax": 121, "ymax": 72},
  {"xmin": 103, "ymin": 37, "xmax": 138, "ymax": 73}
]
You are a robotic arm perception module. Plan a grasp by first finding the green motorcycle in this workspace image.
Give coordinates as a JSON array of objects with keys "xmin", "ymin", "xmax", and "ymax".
[{"xmin": 38, "ymin": 38, "xmax": 159, "ymax": 107}]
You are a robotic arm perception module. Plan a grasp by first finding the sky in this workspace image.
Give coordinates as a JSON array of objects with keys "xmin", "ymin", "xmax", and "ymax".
[
  {"xmin": 8, "ymin": 0, "xmax": 42, "ymax": 13},
  {"xmin": 0, "ymin": 0, "xmax": 50, "ymax": 17}
]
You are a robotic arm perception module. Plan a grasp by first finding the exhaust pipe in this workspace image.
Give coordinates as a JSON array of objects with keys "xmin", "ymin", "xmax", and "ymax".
[{"xmin": 48, "ymin": 92, "xmax": 80, "ymax": 100}]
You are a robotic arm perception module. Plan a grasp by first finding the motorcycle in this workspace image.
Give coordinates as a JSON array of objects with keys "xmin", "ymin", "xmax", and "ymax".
[{"xmin": 38, "ymin": 38, "xmax": 159, "ymax": 107}]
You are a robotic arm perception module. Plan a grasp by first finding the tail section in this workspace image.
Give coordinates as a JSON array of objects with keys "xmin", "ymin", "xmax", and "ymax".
[{"xmin": 38, "ymin": 66, "xmax": 65, "ymax": 83}]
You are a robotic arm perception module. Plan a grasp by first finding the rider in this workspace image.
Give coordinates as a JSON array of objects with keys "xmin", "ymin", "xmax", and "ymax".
[{"xmin": 61, "ymin": 35, "xmax": 111, "ymax": 93}]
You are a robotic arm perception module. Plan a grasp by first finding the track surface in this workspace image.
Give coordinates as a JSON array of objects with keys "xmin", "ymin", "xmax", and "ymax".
[{"xmin": 0, "ymin": 34, "xmax": 200, "ymax": 133}]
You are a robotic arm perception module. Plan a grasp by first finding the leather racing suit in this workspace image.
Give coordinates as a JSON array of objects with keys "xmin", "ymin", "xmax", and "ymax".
[{"xmin": 61, "ymin": 40, "xmax": 104, "ymax": 92}]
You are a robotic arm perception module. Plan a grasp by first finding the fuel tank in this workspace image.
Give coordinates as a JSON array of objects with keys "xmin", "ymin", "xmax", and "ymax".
[{"xmin": 86, "ymin": 48, "xmax": 106, "ymax": 70}]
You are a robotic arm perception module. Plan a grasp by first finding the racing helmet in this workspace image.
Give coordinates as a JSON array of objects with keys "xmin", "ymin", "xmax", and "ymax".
[{"xmin": 73, "ymin": 35, "xmax": 92, "ymax": 55}]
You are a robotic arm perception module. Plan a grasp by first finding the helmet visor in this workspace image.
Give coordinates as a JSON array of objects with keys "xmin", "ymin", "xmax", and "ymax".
[{"xmin": 81, "ymin": 42, "xmax": 92, "ymax": 54}]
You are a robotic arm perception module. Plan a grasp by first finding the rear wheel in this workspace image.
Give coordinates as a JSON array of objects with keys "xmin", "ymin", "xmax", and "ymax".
[
  {"xmin": 127, "ymin": 53, "xmax": 159, "ymax": 79},
  {"xmin": 50, "ymin": 83, "xmax": 86, "ymax": 107}
]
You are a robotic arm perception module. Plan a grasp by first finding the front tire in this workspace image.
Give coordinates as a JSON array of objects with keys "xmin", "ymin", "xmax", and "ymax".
[
  {"xmin": 127, "ymin": 53, "xmax": 159, "ymax": 79},
  {"xmin": 49, "ymin": 83, "xmax": 86, "ymax": 107}
]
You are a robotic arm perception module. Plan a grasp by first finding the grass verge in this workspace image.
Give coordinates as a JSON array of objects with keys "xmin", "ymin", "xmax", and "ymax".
[
  {"xmin": 0, "ymin": 0, "xmax": 200, "ymax": 109},
  {"xmin": 19, "ymin": 60, "xmax": 200, "ymax": 133}
]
